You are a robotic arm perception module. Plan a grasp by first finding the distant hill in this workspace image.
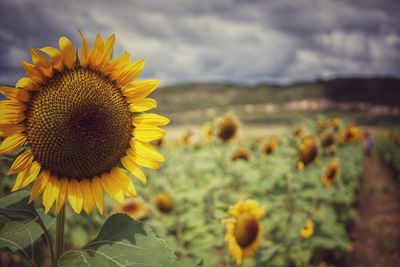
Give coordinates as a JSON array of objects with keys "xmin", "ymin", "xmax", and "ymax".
[
  {"xmin": 1, "ymin": 77, "xmax": 399, "ymax": 126},
  {"xmin": 153, "ymin": 77, "xmax": 400, "ymax": 125}
]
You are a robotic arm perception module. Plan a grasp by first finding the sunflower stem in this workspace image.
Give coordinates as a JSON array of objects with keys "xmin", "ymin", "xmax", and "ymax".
[
  {"xmin": 37, "ymin": 218, "xmax": 55, "ymax": 267},
  {"xmin": 54, "ymin": 207, "xmax": 65, "ymax": 266}
]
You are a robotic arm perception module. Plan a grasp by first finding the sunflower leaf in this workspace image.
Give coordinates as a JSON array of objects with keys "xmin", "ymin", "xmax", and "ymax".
[
  {"xmin": 0, "ymin": 190, "xmax": 54, "ymax": 263},
  {"xmin": 58, "ymin": 213, "xmax": 177, "ymax": 267}
]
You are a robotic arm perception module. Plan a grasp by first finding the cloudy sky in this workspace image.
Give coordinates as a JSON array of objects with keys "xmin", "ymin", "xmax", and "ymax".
[{"xmin": 0, "ymin": 0, "xmax": 399, "ymax": 85}]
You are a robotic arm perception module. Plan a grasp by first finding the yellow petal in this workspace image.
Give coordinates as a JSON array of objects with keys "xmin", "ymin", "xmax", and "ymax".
[
  {"xmin": 0, "ymin": 112, "xmax": 26, "ymax": 124},
  {"xmin": 120, "ymin": 156, "xmax": 147, "ymax": 185},
  {"xmin": 133, "ymin": 125, "xmax": 165, "ymax": 142},
  {"xmin": 11, "ymin": 163, "xmax": 31, "ymax": 192},
  {"xmin": 40, "ymin": 46, "xmax": 64, "ymax": 72},
  {"xmin": 109, "ymin": 56, "xmax": 132, "ymax": 80},
  {"xmin": 16, "ymin": 77, "xmax": 36, "ymax": 91},
  {"xmin": 101, "ymin": 34, "xmax": 115, "ymax": 63},
  {"xmin": 133, "ymin": 113, "xmax": 169, "ymax": 128},
  {"xmin": 127, "ymin": 148, "xmax": 160, "ymax": 169},
  {"xmin": 81, "ymin": 180, "xmax": 95, "ymax": 214},
  {"xmin": 55, "ymin": 178, "xmax": 69, "ymax": 215},
  {"xmin": 89, "ymin": 34, "xmax": 104, "ymax": 69},
  {"xmin": 67, "ymin": 179, "xmax": 83, "ymax": 213},
  {"xmin": 0, "ymin": 99, "xmax": 27, "ymax": 110},
  {"xmin": 21, "ymin": 61, "xmax": 45, "ymax": 84},
  {"xmin": 129, "ymin": 98, "xmax": 157, "ymax": 112},
  {"xmin": 92, "ymin": 177, "xmax": 104, "ymax": 215},
  {"xmin": 0, "ymin": 87, "xmax": 30, "ymax": 102},
  {"xmin": 116, "ymin": 59, "xmax": 145, "ymax": 87},
  {"xmin": 110, "ymin": 168, "xmax": 136, "ymax": 197},
  {"xmin": 29, "ymin": 171, "xmax": 50, "ymax": 203},
  {"xmin": 8, "ymin": 150, "xmax": 33, "ymax": 175},
  {"xmin": 0, "ymin": 134, "xmax": 26, "ymax": 155},
  {"xmin": 59, "ymin": 36, "xmax": 76, "ymax": 69},
  {"xmin": 30, "ymin": 49, "xmax": 53, "ymax": 78},
  {"xmin": 43, "ymin": 175, "xmax": 60, "ymax": 213},
  {"xmin": 102, "ymin": 52, "xmax": 131, "ymax": 74},
  {"xmin": 12, "ymin": 161, "xmax": 41, "ymax": 191},
  {"xmin": 0, "ymin": 101, "xmax": 27, "ymax": 124},
  {"xmin": 31, "ymin": 48, "xmax": 50, "ymax": 66},
  {"xmin": 130, "ymin": 140, "xmax": 165, "ymax": 162},
  {"xmin": 100, "ymin": 173, "xmax": 124, "ymax": 203},
  {"xmin": 0, "ymin": 124, "xmax": 25, "ymax": 137},
  {"xmin": 123, "ymin": 80, "xmax": 159, "ymax": 101},
  {"xmin": 77, "ymin": 30, "xmax": 90, "ymax": 68}
]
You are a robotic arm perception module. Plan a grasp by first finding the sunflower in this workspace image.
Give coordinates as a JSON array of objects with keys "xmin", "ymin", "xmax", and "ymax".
[
  {"xmin": 299, "ymin": 219, "xmax": 314, "ymax": 238},
  {"xmin": 321, "ymin": 160, "xmax": 339, "ymax": 187},
  {"xmin": 216, "ymin": 114, "xmax": 239, "ymax": 142},
  {"xmin": 298, "ymin": 136, "xmax": 318, "ymax": 170},
  {"xmin": 180, "ymin": 130, "xmax": 193, "ymax": 145},
  {"xmin": 0, "ymin": 32, "xmax": 169, "ymax": 215},
  {"xmin": 340, "ymin": 126, "xmax": 363, "ymax": 143},
  {"xmin": 261, "ymin": 136, "xmax": 278, "ymax": 156},
  {"xmin": 114, "ymin": 197, "xmax": 148, "ymax": 220},
  {"xmin": 223, "ymin": 200, "xmax": 265, "ymax": 265},
  {"xmin": 202, "ymin": 122, "xmax": 214, "ymax": 142},
  {"xmin": 230, "ymin": 148, "xmax": 251, "ymax": 162},
  {"xmin": 154, "ymin": 192, "xmax": 173, "ymax": 213}
]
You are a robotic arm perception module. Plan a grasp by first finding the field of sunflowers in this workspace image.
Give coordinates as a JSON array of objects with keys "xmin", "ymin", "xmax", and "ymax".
[
  {"xmin": 143, "ymin": 116, "xmax": 365, "ymax": 266},
  {"xmin": 0, "ymin": 113, "xmax": 369, "ymax": 267}
]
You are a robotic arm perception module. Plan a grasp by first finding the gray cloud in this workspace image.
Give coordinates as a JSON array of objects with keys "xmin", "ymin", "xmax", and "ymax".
[{"xmin": 0, "ymin": 0, "xmax": 399, "ymax": 85}]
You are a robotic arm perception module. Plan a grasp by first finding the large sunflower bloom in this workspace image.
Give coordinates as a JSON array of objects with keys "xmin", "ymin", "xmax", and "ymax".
[
  {"xmin": 0, "ymin": 32, "xmax": 169, "ymax": 215},
  {"xmin": 223, "ymin": 200, "xmax": 265, "ymax": 265}
]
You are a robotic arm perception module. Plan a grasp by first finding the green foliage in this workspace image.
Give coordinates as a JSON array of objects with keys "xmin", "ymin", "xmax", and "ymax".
[
  {"xmin": 0, "ymin": 191, "xmax": 54, "ymax": 264},
  {"xmin": 58, "ymin": 214, "xmax": 177, "ymax": 267}
]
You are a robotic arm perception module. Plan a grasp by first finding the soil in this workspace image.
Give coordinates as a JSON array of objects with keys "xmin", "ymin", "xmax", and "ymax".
[{"xmin": 349, "ymin": 156, "xmax": 400, "ymax": 267}]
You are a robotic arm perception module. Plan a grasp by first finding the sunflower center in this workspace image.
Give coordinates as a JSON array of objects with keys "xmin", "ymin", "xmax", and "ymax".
[
  {"xmin": 322, "ymin": 135, "xmax": 335, "ymax": 147},
  {"xmin": 155, "ymin": 194, "xmax": 173, "ymax": 213},
  {"xmin": 26, "ymin": 68, "xmax": 132, "ymax": 179},
  {"xmin": 219, "ymin": 124, "xmax": 236, "ymax": 141},
  {"xmin": 326, "ymin": 167, "xmax": 337, "ymax": 180},
  {"xmin": 300, "ymin": 141, "xmax": 318, "ymax": 165},
  {"xmin": 234, "ymin": 213, "xmax": 259, "ymax": 248}
]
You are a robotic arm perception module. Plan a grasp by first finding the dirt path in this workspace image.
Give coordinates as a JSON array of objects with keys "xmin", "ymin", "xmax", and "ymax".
[{"xmin": 350, "ymin": 156, "xmax": 400, "ymax": 267}]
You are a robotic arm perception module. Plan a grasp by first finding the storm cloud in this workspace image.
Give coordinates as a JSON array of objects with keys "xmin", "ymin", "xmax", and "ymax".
[{"xmin": 0, "ymin": 0, "xmax": 399, "ymax": 85}]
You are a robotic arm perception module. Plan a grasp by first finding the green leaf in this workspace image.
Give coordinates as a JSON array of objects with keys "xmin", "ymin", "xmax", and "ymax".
[
  {"xmin": 58, "ymin": 213, "xmax": 177, "ymax": 267},
  {"xmin": 0, "ymin": 190, "xmax": 54, "ymax": 262}
]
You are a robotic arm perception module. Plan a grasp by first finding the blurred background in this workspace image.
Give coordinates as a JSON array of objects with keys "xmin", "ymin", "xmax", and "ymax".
[
  {"xmin": 0, "ymin": 0, "xmax": 399, "ymax": 136},
  {"xmin": 0, "ymin": 0, "xmax": 399, "ymax": 266}
]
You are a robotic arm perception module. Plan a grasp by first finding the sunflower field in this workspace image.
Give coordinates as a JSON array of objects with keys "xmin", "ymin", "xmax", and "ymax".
[
  {"xmin": 0, "ymin": 114, "xmax": 365, "ymax": 267},
  {"xmin": 1, "ymin": 32, "xmax": 395, "ymax": 267}
]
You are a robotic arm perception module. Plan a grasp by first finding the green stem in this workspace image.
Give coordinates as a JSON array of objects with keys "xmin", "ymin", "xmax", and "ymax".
[
  {"xmin": 37, "ymin": 219, "xmax": 55, "ymax": 267},
  {"xmin": 54, "ymin": 207, "xmax": 65, "ymax": 266}
]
